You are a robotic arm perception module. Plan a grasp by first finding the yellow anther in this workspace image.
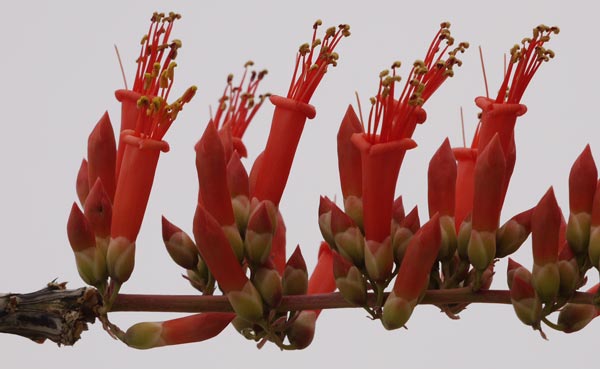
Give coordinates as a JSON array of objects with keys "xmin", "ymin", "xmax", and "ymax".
[
  {"xmin": 440, "ymin": 21, "xmax": 451, "ymax": 29},
  {"xmin": 391, "ymin": 61, "xmax": 402, "ymax": 69},
  {"xmin": 379, "ymin": 69, "xmax": 390, "ymax": 78},
  {"xmin": 313, "ymin": 19, "xmax": 323, "ymax": 29},
  {"xmin": 245, "ymin": 60, "xmax": 254, "ymax": 68},
  {"xmin": 326, "ymin": 26, "xmax": 336, "ymax": 37},
  {"xmin": 299, "ymin": 43, "xmax": 310, "ymax": 54}
]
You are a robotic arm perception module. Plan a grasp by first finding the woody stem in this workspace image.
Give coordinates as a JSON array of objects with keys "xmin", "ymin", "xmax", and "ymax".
[{"xmin": 111, "ymin": 289, "xmax": 596, "ymax": 313}]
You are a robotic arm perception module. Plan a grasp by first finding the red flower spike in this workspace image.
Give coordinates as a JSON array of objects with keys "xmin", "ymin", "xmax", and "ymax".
[
  {"xmin": 428, "ymin": 138, "xmax": 457, "ymax": 218},
  {"xmin": 193, "ymin": 204, "xmax": 247, "ymax": 293},
  {"xmin": 75, "ymin": 159, "xmax": 90, "ymax": 206},
  {"xmin": 83, "ymin": 179, "xmax": 113, "ymax": 239},
  {"xmin": 123, "ymin": 312, "xmax": 235, "ymax": 349},
  {"xmin": 383, "ymin": 214, "xmax": 441, "ymax": 330},
  {"xmin": 195, "ymin": 121, "xmax": 235, "ymax": 227},
  {"xmin": 531, "ymin": 187, "xmax": 562, "ymax": 303},
  {"xmin": 212, "ymin": 63, "xmax": 269, "ymax": 149},
  {"xmin": 87, "ymin": 112, "xmax": 117, "ymax": 202},
  {"xmin": 161, "ymin": 216, "xmax": 198, "ymax": 270},
  {"xmin": 282, "ymin": 245, "xmax": 308, "ymax": 296},
  {"xmin": 337, "ymin": 105, "xmax": 364, "ymax": 200},
  {"xmin": 453, "ymin": 147, "xmax": 477, "ymax": 230},
  {"xmin": 472, "ymin": 135, "xmax": 506, "ymax": 232}
]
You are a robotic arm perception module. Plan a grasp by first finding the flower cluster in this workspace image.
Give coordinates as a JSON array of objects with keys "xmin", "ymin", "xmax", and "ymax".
[{"xmin": 67, "ymin": 14, "xmax": 600, "ymax": 351}]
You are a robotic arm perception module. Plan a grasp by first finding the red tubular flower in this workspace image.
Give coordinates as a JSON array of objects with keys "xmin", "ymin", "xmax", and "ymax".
[
  {"xmin": 107, "ymin": 13, "xmax": 196, "ymax": 285},
  {"xmin": 475, "ymin": 25, "xmax": 558, "ymax": 198},
  {"xmin": 212, "ymin": 63, "xmax": 269, "ymax": 158},
  {"xmin": 452, "ymin": 147, "xmax": 477, "ymax": 230},
  {"xmin": 123, "ymin": 312, "xmax": 235, "ymax": 349},
  {"xmin": 195, "ymin": 121, "xmax": 235, "ymax": 226},
  {"xmin": 87, "ymin": 112, "xmax": 117, "ymax": 202},
  {"xmin": 252, "ymin": 21, "xmax": 350, "ymax": 206},
  {"xmin": 350, "ymin": 25, "xmax": 467, "ymax": 243}
]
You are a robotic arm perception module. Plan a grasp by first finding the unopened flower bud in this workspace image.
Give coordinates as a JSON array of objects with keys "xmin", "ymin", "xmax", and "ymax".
[
  {"xmin": 106, "ymin": 236, "xmax": 136, "ymax": 284},
  {"xmin": 467, "ymin": 229, "xmax": 495, "ymax": 272},
  {"xmin": 287, "ymin": 310, "xmax": 316, "ymax": 350},
  {"xmin": 162, "ymin": 216, "xmax": 198, "ymax": 270},
  {"xmin": 364, "ymin": 237, "xmax": 393, "ymax": 282},
  {"xmin": 532, "ymin": 262, "xmax": 560, "ymax": 304},
  {"xmin": 589, "ymin": 224, "xmax": 600, "ymax": 270},
  {"xmin": 253, "ymin": 266, "xmax": 282, "ymax": 307},
  {"xmin": 227, "ymin": 281, "xmax": 264, "ymax": 322},
  {"xmin": 75, "ymin": 159, "xmax": 90, "ymax": 206},
  {"xmin": 496, "ymin": 208, "xmax": 533, "ymax": 258},
  {"xmin": 244, "ymin": 201, "xmax": 277, "ymax": 264},
  {"xmin": 382, "ymin": 291, "xmax": 416, "ymax": 330},
  {"xmin": 510, "ymin": 274, "xmax": 542, "ymax": 327},
  {"xmin": 438, "ymin": 215, "xmax": 457, "ymax": 261},
  {"xmin": 567, "ymin": 212, "xmax": 591, "ymax": 255},
  {"xmin": 282, "ymin": 246, "xmax": 308, "ymax": 296},
  {"xmin": 457, "ymin": 215, "xmax": 472, "ymax": 260},
  {"xmin": 558, "ymin": 245, "xmax": 579, "ymax": 298},
  {"xmin": 318, "ymin": 196, "xmax": 336, "ymax": 247},
  {"xmin": 343, "ymin": 195, "xmax": 363, "ymax": 231},
  {"xmin": 333, "ymin": 251, "xmax": 367, "ymax": 306}
]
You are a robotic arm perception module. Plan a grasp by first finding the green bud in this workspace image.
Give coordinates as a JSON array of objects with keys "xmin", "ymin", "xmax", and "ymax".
[
  {"xmin": 334, "ymin": 227, "xmax": 365, "ymax": 266},
  {"xmin": 222, "ymin": 224, "xmax": 245, "ymax": 262},
  {"xmin": 381, "ymin": 291, "xmax": 416, "ymax": 330},
  {"xmin": 567, "ymin": 212, "xmax": 591, "ymax": 255},
  {"xmin": 364, "ymin": 238, "xmax": 393, "ymax": 282},
  {"xmin": 287, "ymin": 311, "xmax": 316, "ymax": 350},
  {"xmin": 588, "ymin": 225, "xmax": 600, "ymax": 270},
  {"xmin": 253, "ymin": 267, "xmax": 282, "ymax": 307},
  {"xmin": 467, "ymin": 230, "xmax": 495, "ymax": 272},
  {"xmin": 344, "ymin": 195, "xmax": 364, "ymax": 232},
  {"xmin": 557, "ymin": 303, "xmax": 598, "ymax": 333},
  {"xmin": 106, "ymin": 236, "xmax": 136, "ymax": 284},
  {"xmin": 438, "ymin": 215, "xmax": 457, "ymax": 261},
  {"xmin": 335, "ymin": 265, "xmax": 367, "ymax": 306},
  {"xmin": 457, "ymin": 217, "xmax": 472, "ymax": 260},
  {"xmin": 231, "ymin": 195, "xmax": 250, "ymax": 235},
  {"xmin": 123, "ymin": 322, "xmax": 164, "ymax": 349},
  {"xmin": 532, "ymin": 262, "xmax": 560, "ymax": 304},
  {"xmin": 227, "ymin": 281, "xmax": 264, "ymax": 322}
]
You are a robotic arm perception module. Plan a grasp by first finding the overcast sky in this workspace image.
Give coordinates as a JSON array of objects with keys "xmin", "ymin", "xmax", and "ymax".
[{"xmin": 1, "ymin": 1, "xmax": 598, "ymax": 368}]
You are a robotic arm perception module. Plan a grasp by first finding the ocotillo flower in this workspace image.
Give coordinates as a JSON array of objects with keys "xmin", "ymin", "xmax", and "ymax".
[
  {"xmin": 193, "ymin": 205, "xmax": 263, "ymax": 322},
  {"xmin": 428, "ymin": 138, "xmax": 457, "ymax": 260},
  {"xmin": 475, "ymin": 25, "xmax": 558, "ymax": 197},
  {"xmin": 351, "ymin": 24, "xmax": 467, "ymax": 244},
  {"xmin": 531, "ymin": 187, "xmax": 562, "ymax": 303},
  {"xmin": 123, "ymin": 312, "xmax": 235, "ymax": 349},
  {"xmin": 106, "ymin": 13, "xmax": 196, "ymax": 286},
  {"xmin": 468, "ymin": 135, "xmax": 506, "ymax": 272},
  {"xmin": 252, "ymin": 21, "xmax": 350, "ymax": 206},
  {"xmin": 452, "ymin": 146, "xmax": 477, "ymax": 230},
  {"xmin": 382, "ymin": 214, "xmax": 441, "ymax": 330},
  {"xmin": 212, "ymin": 62, "xmax": 269, "ymax": 158},
  {"xmin": 566, "ymin": 145, "xmax": 597, "ymax": 255}
]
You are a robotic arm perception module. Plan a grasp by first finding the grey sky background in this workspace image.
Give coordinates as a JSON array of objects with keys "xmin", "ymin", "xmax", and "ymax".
[{"xmin": 1, "ymin": 1, "xmax": 598, "ymax": 367}]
